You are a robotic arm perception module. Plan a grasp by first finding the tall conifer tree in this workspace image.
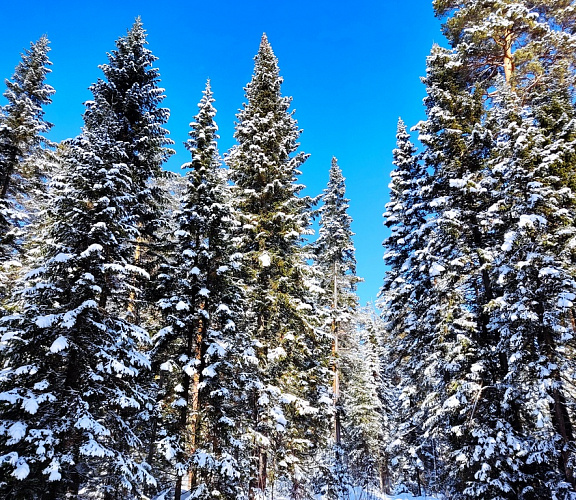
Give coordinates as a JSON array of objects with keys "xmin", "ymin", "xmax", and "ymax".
[
  {"xmin": 313, "ymin": 157, "xmax": 360, "ymax": 496},
  {"xmin": 228, "ymin": 34, "xmax": 332, "ymax": 498},
  {"xmin": 382, "ymin": 2, "xmax": 576, "ymax": 497},
  {"xmin": 154, "ymin": 81, "xmax": 247, "ymax": 500},
  {"xmin": 0, "ymin": 20, "xmax": 172, "ymax": 498},
  {"xmin": 0, "ymin": 36, "xmax": 54, "ymax": 298}
]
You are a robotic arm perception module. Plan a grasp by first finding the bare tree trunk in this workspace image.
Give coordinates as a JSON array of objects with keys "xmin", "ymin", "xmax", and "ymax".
[{"xmin": 503, "ymin": 32, "xmax": 515, "ymax": 84}]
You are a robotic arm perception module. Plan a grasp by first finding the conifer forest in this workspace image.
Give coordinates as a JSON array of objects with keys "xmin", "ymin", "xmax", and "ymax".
[{"xmin": 2, "ymin": 1, "xmax": 576, "ymax": 499}]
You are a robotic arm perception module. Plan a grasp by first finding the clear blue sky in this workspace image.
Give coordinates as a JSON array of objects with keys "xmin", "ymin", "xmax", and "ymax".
[{"xmin": 0, "ymin": 0, "xmax": 445, "ymax": 305}]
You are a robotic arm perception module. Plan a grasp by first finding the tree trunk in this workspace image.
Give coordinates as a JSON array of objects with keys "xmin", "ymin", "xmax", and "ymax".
[{"xmin": 0, "ymin": 149, "xmax": 17, "ymax": 200}]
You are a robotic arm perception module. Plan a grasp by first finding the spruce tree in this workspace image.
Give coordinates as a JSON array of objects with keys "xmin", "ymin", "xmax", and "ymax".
[
  {"xmin": 340, "ymin": 307, "xmax": 387, "ymax": 495},
  {"xmin": 0, "ymin": 133, "xmax": 155, "ymax": 499},
  {"xmin": 228, "ymin": 34, "xmax": 332, "ymax": 498},
  {"xmin": 313, "ymin": 157, "xmax": 360, "ymax": 497},
  {"xmin": 380, "ymin": 118, "xmax": 434, "ymax": 494},
  {"xmin": 153, "ymin": 81, "xmax": 247, "ymax": 500},
  {"xmin": 382, "ymin": 1, "xmax": 576, "ymax": 497},
  {"xmin": 0, "ymin": 36, "xmax": 54, "ymax": 298},
  {"xmin": 0, "ymin": 20, "xmax": 172, "ymax": 498},
  {"xmin": 83, "ymin": 17, "xmax": 173, "ymax": 322}
]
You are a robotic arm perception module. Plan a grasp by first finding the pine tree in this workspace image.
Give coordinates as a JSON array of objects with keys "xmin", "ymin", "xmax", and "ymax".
[
  {"xmin": 153, "ymin": 81, "xmax": 247, "ymax": 500},
  {"xmin": 228, "ymin": 34, "xmax": 332, "ymax": 498},
  {"xmin": 433, "ymin": 0, "xmax": 576, "ymax": 91},
  {"xmin": 0, "ymin": 36, "xmax": 54, "ymax": 298}
]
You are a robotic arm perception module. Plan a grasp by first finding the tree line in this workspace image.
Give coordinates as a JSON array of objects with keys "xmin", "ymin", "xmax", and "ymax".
[
  {"xmin": 0, "ymin": 19, "xmax": 385, "ymax": 500},
  {"xmin": 4, "ymin": 1, "xmax": 576, "ymax": 499}
]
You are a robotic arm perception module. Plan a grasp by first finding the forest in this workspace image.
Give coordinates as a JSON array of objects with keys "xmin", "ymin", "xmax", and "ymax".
[{"xmin": 1, "ymin": 1, "xmax": 576, "ymax": 500}]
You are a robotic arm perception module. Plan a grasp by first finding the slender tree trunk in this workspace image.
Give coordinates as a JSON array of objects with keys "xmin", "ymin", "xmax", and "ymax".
[
  {"xmin": 503, "ymin": 32, "xmax": 514, "ymax": 84},
  {"xmin": 187, "ymin": 320, "xmax": 204, "ymax": 490},
  {"xmin": 258, "ymin": 450, "xmax": 268, "ymax": 492}
]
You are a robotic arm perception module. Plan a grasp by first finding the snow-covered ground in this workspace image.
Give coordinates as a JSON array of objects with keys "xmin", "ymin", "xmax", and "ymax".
[
  {"xmin": 166, "ymin": 487, "xmax": 438, "ymax": 500},
  {"xmin": 322, "ymin": 489, "xmax": 437, "ymax": 500}
]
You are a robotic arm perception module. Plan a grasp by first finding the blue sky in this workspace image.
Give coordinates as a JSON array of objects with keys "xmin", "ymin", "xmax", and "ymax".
[{"xmin": 0, "ymin": 1, "xmax": 445, "ymax": 305}]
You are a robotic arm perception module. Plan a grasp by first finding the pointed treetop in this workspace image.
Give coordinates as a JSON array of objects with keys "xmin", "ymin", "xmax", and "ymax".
[
  {"xmin": 394, "ymin": 117, "xmax": 415, "ymax": 154},
  {"xmin": 253, "ymin": 33, "xmax": 278, "ymax": 74},
  {"xmin": 258, "ymin": 32, "xmax": 273, "ymax": 56},
  {"xmin": 202, "ymin": 78, "xmax": 214, "ymax": 104},
  {"xmin": 2, "ymin": 35, "xmax": 54, "ymax": 141},
  {"xmin": 330, "ymin": 155, "xmax": 343, "ymax": 175},
  {"xmin": 129, "ymin": 16, "xmax": 144, "ymax": 37}
]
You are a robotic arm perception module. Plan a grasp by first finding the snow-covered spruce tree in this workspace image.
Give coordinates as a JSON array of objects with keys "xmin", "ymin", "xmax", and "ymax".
[
  {"xmin": 470, "ymin": 81, "xmax": 576, "ymax": 499},
  {"xmin": 227, "ymin": 34, "xmax": 332, "ymax": 498},
  {"xmin": 0, "ymin": 20, "xmax": 173, "ymax": 499},
  {"xmin": 425, "ymin": 3, "xmax": 576, "ymax": 497},
  {"xmin": 380, "ymin": 118, "xmax": 432, "ymax": 494},
  {"xmin": 0, "ymin": 135, "xmax": 155, "ymax": 499},
  {"xmin": 83, "ymin": 17, "xmax": 173, "ymax": 323},
  {"xmin": 0, "ymin": 36, "xmax": 54, "ymax": 299},
  {"xmin": 380, "ymin": 2, "xmax": 576, "ymax": 497},
  {"xmin": 382, "ymin": 43, "xmax": 512, "ymax": 498},
  {"xmin": 153, "ymin": 81, "xmax": 247, "ymax": 500},
  {"xmin": 339, "ymin": 307, "xmax": 387, "ymax": 495},
  {"xmin": 312, "ymin": 157, "xmax": 361, "ymax": 497}
]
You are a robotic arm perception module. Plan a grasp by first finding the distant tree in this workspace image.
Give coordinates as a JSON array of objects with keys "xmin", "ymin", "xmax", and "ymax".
[
  {"xmin": 228, "ymin": 34, "xmax": 332, "ymax": 498},
  {"xmin": 340, "ymin": 308, "xmax": 387, "ymax": 495},
  {"xmin": 313, "ymin": 157, "xmax": 360, "ymax": 497}
]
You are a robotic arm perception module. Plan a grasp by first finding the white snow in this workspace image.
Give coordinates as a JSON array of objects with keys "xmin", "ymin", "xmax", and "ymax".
[
  {"xmin": 558, "ymin": 292, "xmax": 575, "ymax": 308},
  {"xmin": 501, "ymin": 231, "xmax": 516, "ymax": 252},
  {"xmin": 176, "ymin": 300, "xmax": 189, "ymax": 311},
  {"xmin": 35, "ymin": 314, "xmax": 57, "ymax": 328},
  {"xmin": 518, "ymin": 214, "xmax": 546, "ymax": 228},
  {"xmin": 7, "ymin": 422, "xmax": 27, "ymax": 444},
  {"xmin": 202, "ymin": 365, "xmax": 217, "ymax": 378},
  {"xmin": 80, "ymin": 243, "xmax": 103, "ymax": 258},
  {"xmin": 12, "ymin": 461, "xmax": 30, "ymax": 480},
  {"xmin": 22, "ymin": 398, "xmax": 39, "ymax": 415},
  {"xmin": 49, "ymin": 335, "xmax": 68, "ymax": 353},
  {"xmin": 429, "ymin": 263, "xmax": 445, "ymax": 277},
  {"xmin": 52, "ymin": 252, "xmax": 73, "ymax": 263},
  {"xmin": 259, "ymin": 251, "xmax": 271, "ymax": 267}
]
